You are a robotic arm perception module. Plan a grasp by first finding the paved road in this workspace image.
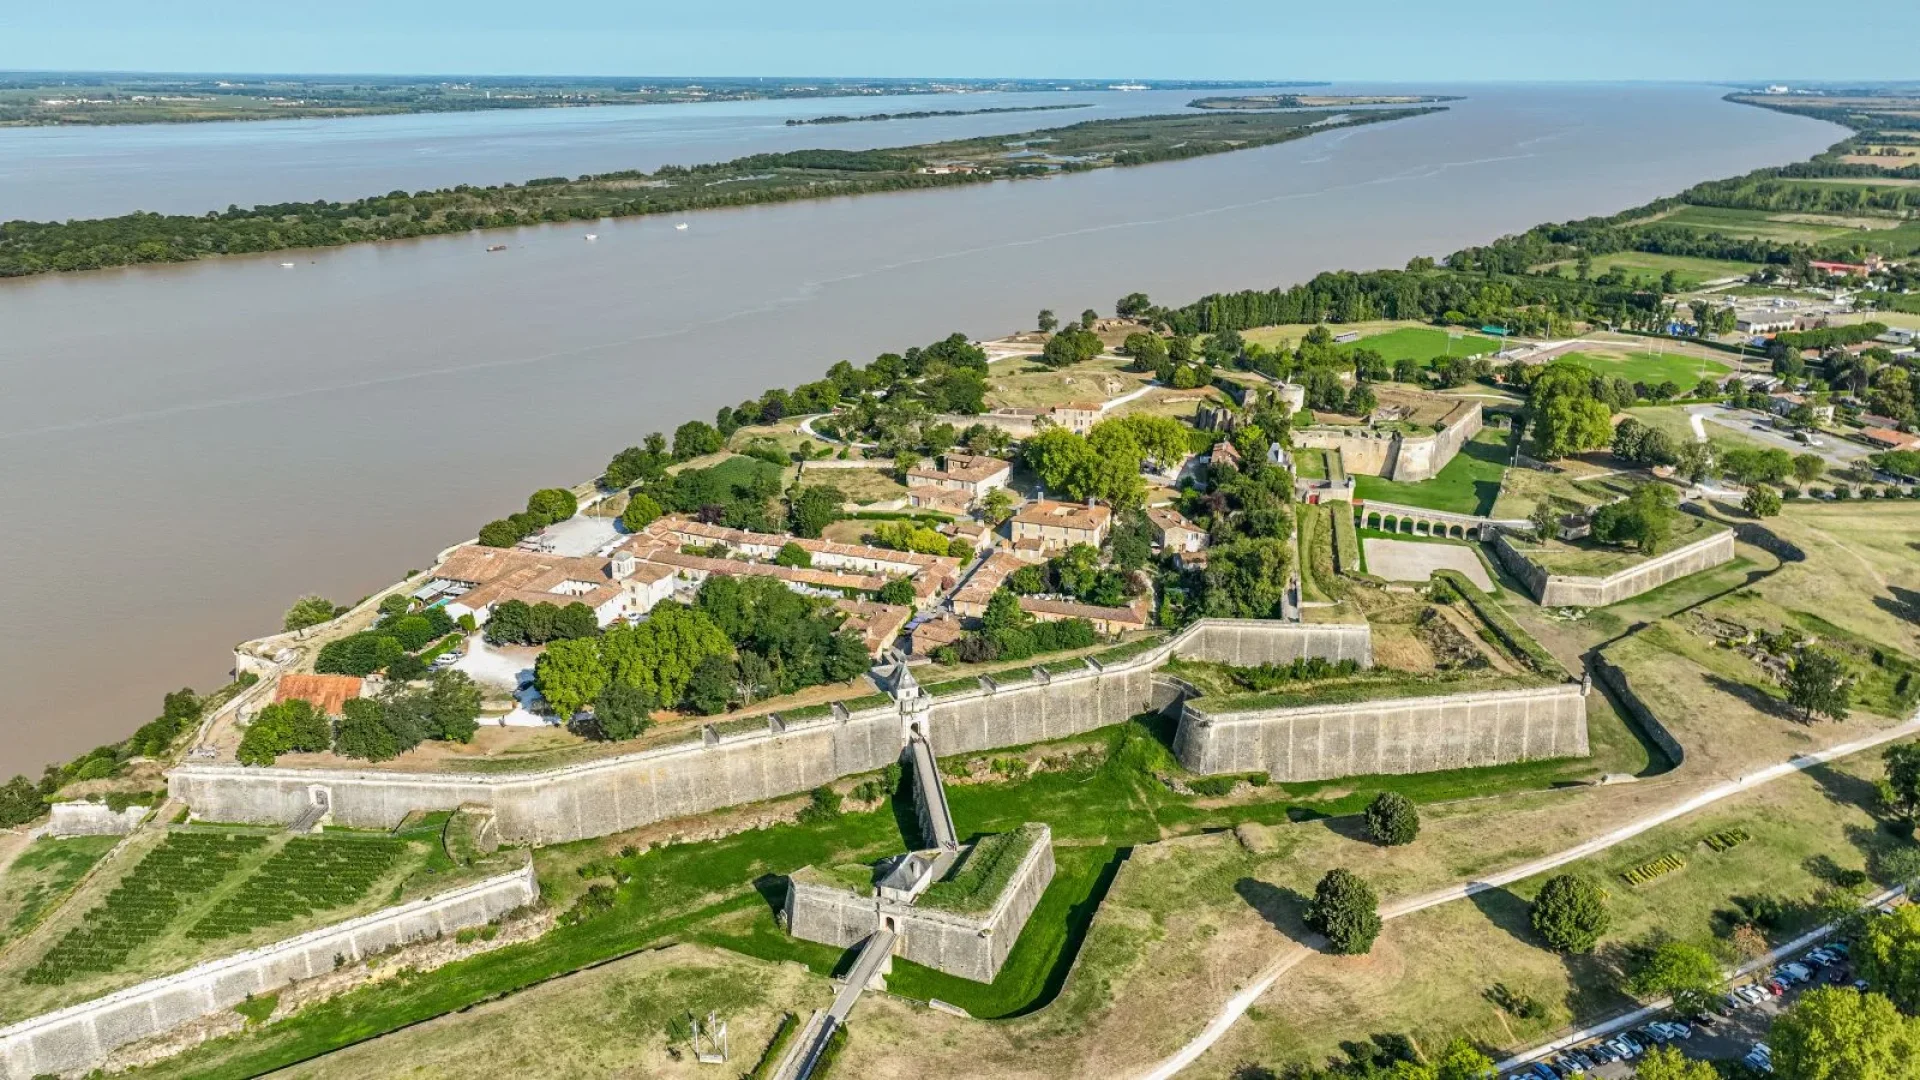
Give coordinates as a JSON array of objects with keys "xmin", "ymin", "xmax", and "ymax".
[{"xmin": 1134, "ymin": 711, "xmax": 1920, "ymax": 1080}]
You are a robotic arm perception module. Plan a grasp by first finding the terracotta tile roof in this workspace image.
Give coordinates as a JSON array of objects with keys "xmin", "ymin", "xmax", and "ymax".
[
  {"xmin": 1145, "ymin": 507, "xmax": 1200, "ymax": 535},
  {"xmin": 435, "ymin": 545, "xmax": 622, "ymax": 613},
  {"xmin": 1010, "ymin": 500, "xmax": 1111, "ymax": 534},
  {"xmin": 906, "ymin": 453, "xmax": 1011, "ymax": 486},
  {"xmin": 908, "ymin": 614, "xmax": 968, "ymax": 652},
  {"xmin": 645, "ymin": 518, "xmax": 958, "ymax": 582},
  {"xmin": 275, "ymin": 674, "xmax": 364, "ymax": 717},
  {"xmin": 952, "ymin": 551, "xmax": 1027, "ymax": 612},
  {"xmin": 1018, "ymin": 596, "xmax": 1151, "ymax": 629},
  {"xmin": 1861, "ymin": 427, "xmax": 1918, "ymax": 449},
  {"xmin": 833, "ymin": 599, "xmax": 914, "ymax": 656}
]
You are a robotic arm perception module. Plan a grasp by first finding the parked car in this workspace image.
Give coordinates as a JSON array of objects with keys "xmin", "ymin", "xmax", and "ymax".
[
  {"xmin": 1529, "ymin": 1062, "xmax": 1557, "ymax": 1080},
  {"xmin": 1828, "ymin": 942, "xmax": 1850, "ymax": 958}
]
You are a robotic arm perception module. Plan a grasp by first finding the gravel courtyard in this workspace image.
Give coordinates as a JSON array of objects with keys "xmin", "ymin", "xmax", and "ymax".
[{"xmin": 1362, "ymin": 537, "xmax": 1494, "ymax": 590}]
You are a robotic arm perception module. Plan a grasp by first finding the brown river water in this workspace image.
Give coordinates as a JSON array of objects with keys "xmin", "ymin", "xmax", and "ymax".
[{"xmin": 0, "ymin": 83, "xmax": 1842, "ymax": 774}]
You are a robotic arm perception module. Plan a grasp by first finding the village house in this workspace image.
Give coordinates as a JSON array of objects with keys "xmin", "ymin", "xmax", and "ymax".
[
  {"xmin": 1009, "ymin": 500, "xmax": 1112, "ymax": 554},
  {"xmin": 1144, "ymin": 507, "xmax": 1208, "ymax": 554},
  {"xmin": 1017, "ymin": 596, "xmax": 1152, "ymax": 636},
  {"xmin": 1859, "ymin": 427, "xmax": 1920, "ymax": 452},
  {"xmin": 906, "ymin": 613, "xmax": 967, "ymax": 656},
  {"xmin": 951, "ymin": 551, "xmax": 1026, "ymax": 618},
  {"xmin": 1767, "ymin": 392, "xmax": 1835, "ymax": 424},
  {"xmin": 430, "ymin": 544, "xmax": 674, "ymax": 629},
  {"xmin": 907, "ymin": 486, "xmax": 974, "ymax": 515},
  {"xmin": 1044, "ymin": 402, "xmax": 1104, "ymax": 435},
  {"xmin": 642, "ymin": 518, "xmax": 959, "ymax": 585},
  {"xmin": 905, "ymin": 453, "xmax": 1011, "ymax": 504},
  {"xmin": 831, "ymin": 599, "xmax": 914, "ymax": 657},
  {"xmin": 1209, "ymin": 439, "xmax": 1243, "ymax": 471}
]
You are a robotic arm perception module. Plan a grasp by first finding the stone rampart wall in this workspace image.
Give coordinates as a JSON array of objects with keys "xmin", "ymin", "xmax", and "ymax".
[
  {"xmin": 785, "ymin": 828, "xmax": 1056, "ymax": 983},
  {"xmin": 0, "ymin": 862, "xmax": 536, "ymax": 1080},
  {"xmin": 45, "ymin": 803, "xmax": 146, "ymax": 837},
  {"xmin": 1173, "ymin": 683, "xmax": 1588, "ymax": 780},
  {"xmin": 1294, "ymin": 401, "xmax": 1482, "ymax": 484},
  {"xmin": 1495, "ymin": 529, "xmax": 1736, "ymax": 608},
  {"xmin": 1590, "ymin": 653, "xmax": 1685, "ymax": 769},
  {"xmin": 170, "ymin": 621, "xmax": 1369, "ymax": 844}
]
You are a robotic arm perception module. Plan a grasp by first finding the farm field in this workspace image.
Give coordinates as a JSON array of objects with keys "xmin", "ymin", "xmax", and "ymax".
[
  {"xmin": 1351, "ymin": 426, "xmax": 1512, "ymax": 516},
  {"xmin": 0, "ymin": 824, "xmax": 461, "ymax": 1022},
  {"xmin": 1556, "ymin": 346, "xmax": 1730, "ymax": 386},
  {"xmin": 1659, "ymin": 205, "xmax": 1865, "ymax": 244}
]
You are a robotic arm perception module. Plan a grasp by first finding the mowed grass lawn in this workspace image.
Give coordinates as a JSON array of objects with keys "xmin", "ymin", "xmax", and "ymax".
[
  {"xmin": 1352, "ymin": 427, "xmax": 1511, "ymax": 516},
  {"xmin": 1338, "ymin": 326, "xmax": 1505, "ymax": 366},
  {"xmin": 1659, "ymin": 205, "xmax": 1858, "ymax": 245},
  {"xmin": 1558, "ymin": 348, "xmax": 1728, "ymax": 386}
]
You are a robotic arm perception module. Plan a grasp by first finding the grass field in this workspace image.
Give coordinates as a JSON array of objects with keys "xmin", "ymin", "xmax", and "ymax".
[
  {"xmin": 1553, "ymin": 251, "xmax": 1762, "ymax": 289},
  {"xmin": 1556, "ymin": 347, "xmax": 1730, "ymax": 386},
  {"xmin": 1334, "ymin": 326, "xmax": 1506, "ymax": 366},
  {"xmin": 1352, "ymin": 426, "xmax": 1512, "ymax": 516},
  {"xmin": 982, "ymin": 355, "xmax": 1146, "ymax": 410},
  {"xmin": 1509, "ymin": 514, "xmax": 1723, "ymax": 578},
  {"xmin": 0, "ymin": 836, "xmax": 119, "ymax": 950}
]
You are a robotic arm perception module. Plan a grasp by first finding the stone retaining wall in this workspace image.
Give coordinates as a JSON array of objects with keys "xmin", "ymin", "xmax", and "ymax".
[
  {"xmin": 0, "ymin": 861, "xmax": 536, "ymax": 1080},
  {"xmin": 45, "ymin": 803, "xmax": 147, "ymax": 838},
  {"xmin": 1296, "ymin": 401, "xmax": 1482, "ymax": 484},
  {"xmin": 1173, "ymin": 682, "xmax": 1588, "ymax": 780},
  {"xmin": 170, "ymin": 621, "xmax": 1370, "ymax": 844},
  {"xmin": 1493, "ymin": 528, "xmax": 1736, "ymax": 608},
  {"xmin": 1590, "ymin": 653, "xmax": 1685, "ymax": 769},
  {"xmin": 786, "ymin": 827, "xmax": 1055, "ymax": 983}
]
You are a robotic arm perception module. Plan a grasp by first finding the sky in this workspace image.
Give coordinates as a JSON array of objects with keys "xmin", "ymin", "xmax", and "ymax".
[{"xmin": 4, "ymin": 0, "xmax": 1919, "ymax": 83}]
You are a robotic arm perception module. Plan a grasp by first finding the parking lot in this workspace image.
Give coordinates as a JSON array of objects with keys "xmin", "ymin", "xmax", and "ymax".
[{"xmin": 1513, "ymin": 941, "xmax": 1859, "ymax": 1079}]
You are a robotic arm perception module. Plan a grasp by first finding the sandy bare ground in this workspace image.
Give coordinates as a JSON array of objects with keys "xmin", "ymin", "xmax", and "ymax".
[{"xmin": 1363, "ymin": 537, "xmax": 1494, "ymax": 590}]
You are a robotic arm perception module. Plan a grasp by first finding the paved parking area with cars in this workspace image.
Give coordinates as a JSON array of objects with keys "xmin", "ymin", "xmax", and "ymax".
[{"xmin": 1511, "ymin": 942, "xmax": 1859, "ymax": 1080}]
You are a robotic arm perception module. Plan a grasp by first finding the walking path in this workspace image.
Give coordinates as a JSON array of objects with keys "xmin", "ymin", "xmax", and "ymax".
[{"xmin": 1134, "ymin": 711, "xmax": 1920, "ymax": 1079}]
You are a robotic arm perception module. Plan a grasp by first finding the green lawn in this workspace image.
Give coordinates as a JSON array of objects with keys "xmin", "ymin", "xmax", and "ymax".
[
  {"xmin": 1565, "ymin": 251, "xmax": 1761, "ymax": 289},
  {"xmin": 1337, "ymin": 326, "xmax": 1504, "ymax": 366},
  {"xmin": 1352, "ymin": 427, "xmax": 1511, "ymax": 516},
  {"xmin": 1557, "ymin": 349, "xmax": 1729, "ymax": 386}
]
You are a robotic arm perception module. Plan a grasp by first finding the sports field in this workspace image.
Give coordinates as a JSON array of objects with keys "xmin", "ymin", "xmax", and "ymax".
[
  {"xmin": 1335, "ymin": 326, "xmax": 1505, "ymax": 366},
  {"xmin": 1556, "ymin": 347, "xmax": 1729, "ymax": 386}
]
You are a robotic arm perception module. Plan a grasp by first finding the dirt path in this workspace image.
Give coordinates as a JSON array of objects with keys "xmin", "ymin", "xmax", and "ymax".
[{"xmin": 1135, "ymin": 708, "xmax": 1920, "ymax": 1080}]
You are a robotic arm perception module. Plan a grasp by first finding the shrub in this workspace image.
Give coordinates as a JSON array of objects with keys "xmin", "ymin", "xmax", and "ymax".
[
  {"xmin": 1363, "ymin": 791, "xmax": 1420, "ymax": 846},
  {"xmin": 1702, "ymin": 828, "xmax": 1751, "ymax": 853},
  {"xmin": 1306, "ymin": 868, "xmax": 1380, "ymax": 955},
  {"xmin": 1530, "ymin": 873, "xmax": 1610, "ymax": 953},
  {"xmin": 797, "ymin": 786, "xmax": 842, "ymax": 824},
  {"xmin": 1622, "ymin": 852, "xmax": 1687, "ymax": 886}
]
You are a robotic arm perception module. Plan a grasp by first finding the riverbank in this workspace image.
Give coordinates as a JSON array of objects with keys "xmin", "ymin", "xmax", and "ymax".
[{"xmin": 0, "ymin": 106, "xmax": 1439, "ymax": 277}]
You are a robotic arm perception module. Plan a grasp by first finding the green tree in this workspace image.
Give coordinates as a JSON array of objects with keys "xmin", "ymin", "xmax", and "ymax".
[
  {"xmin": 1769, "ymin": 987, "xmax": 1920, "ymax": 1080},
  {"xmin": 672, "ymin": 420, "xmax": 724, "ymax": 460},
  {"xmin": 0, "ymin": 776, "xmax": 42, "ymax": 829},
  {"xmin": 621, "ymin": 493, "xmax": 663, "ymax": 534},
  {"xmin": 1428, "ymin": 1038, "xmax": 1497, "ymax": 1080},
  {"xmin": 1590, "ymin": 483, "xmax": 1677, "ymax": 554},
  {"xmin": 786, "ymin": 485, "xmax": 845, "ymax": 539},
  {"xmin": 1530, "ymin": 874, "xmax": 1611, "ymax": 953},
  {"xmin": 1629, "ymin": 940, "xmax": 1723, "ymax": 1017},
  {"xmin": 1793, "ymin": 453, "xmax": 1827, "ymax": 485},
  {"xmin": 981, "ymin": 487, "xmax": 1016, "ymax": 526},
  {"xmin": 526, "ymin": 488, "xmax": 578, "ymax": 524},
  {"xmin": 1884, "ymin": 742, "xmax": 1920, "ymax": 823},
  {"xmin": 599, "ymin": 603, "xmax": 732, "ymax": 708},
  {"xmin": 1364, "ymin": 791, "xmax": 1420, "ymax": 846},
  {"xmin": 982, "ymin": 589, "xmax": 1031, "ymax": 633},
  {"xmin": 1744, "ymin": 484, "xmax": 1783, "ymax": 518},
  {"xmin": 774, "ymin": 541, "xmax": 812, "ymax": 568},
  {"xmin": 534, "ymin": 637, "xmax": 611, "ymax": 718},
  {"xmin": 1787, "ymin": 648, "xmax": 1851, "ymax": 723},
  {"xmin": 685, "ymin": 655, "xmax": 739, "ymax": 715},
  {"xmin": 1631, "ymin": 1046, "xmax": 1718, "ymax": 1080},
  {"xmin": 1857, "ymin": 905, "xmax": 1920, "ymax": 1014},
  {"xmin": 282, "ymin": 594, "xmax": 337, "ymax": 633},
  {"xmin": 425, "ymin": 670, "xmax": 481, "ymax": 743},
  {"xmin": 877, "ymin": 577, "xmax": 917, "ymax": 607},
  {"xmin": 1306, "ymin": 868, "xmax": 1381, "ymax": 955},
  {"xmin": 1037, "ymin": 309, "xmax": 1057, "ymax": 333},
  {"xmin": 579, "ymin": 681, "xmax": 656, "ymax": 742},
  {"xmin": 1080, "ymin": 308, "xmax": 1098, "ymax": 329},
  {"xmin": 236, "ymin": 699, "xmax": 332, "ymax": 766},
  {"xmin": 333, "ymin": 698, "xmax": 403, "ymax": 762}
]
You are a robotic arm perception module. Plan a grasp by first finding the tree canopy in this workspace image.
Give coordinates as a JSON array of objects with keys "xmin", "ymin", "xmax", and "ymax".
[
  {"xmin": 1530, "ymin": 874, "xmax": 1610, "ymax": 954},
  {"xmin": 1307, "ymin": 868, "xmax": 1381, "ymax": 955}
]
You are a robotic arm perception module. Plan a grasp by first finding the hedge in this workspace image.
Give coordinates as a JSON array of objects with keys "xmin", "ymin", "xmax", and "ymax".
[
  {"xmin": 1092, "ymin": 637, "xmax": 1166, "ymax": 667},
  {"xmin": 1623, "ymin": 852, "xmax": 1686, "ymax": 886}
]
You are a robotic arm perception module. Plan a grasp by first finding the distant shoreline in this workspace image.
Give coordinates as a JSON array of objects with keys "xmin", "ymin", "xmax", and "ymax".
[{"xmin": 786, "ymin": 104, "xmax": 1094, "ymax": 126}]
